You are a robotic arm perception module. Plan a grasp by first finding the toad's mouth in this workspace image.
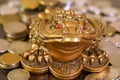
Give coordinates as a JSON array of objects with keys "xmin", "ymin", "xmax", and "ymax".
[{"xmin": 46, "ymin": 41, "xmax": 94, "ymax": 54}]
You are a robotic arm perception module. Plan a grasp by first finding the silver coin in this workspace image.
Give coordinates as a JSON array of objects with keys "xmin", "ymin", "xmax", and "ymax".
[
  {"xmin": 103, "ymin": 16, "xmax": 119, "ymax": 23},
  {"xmin": 87, "ymin": 5, "xmax": 101, "ymax": 15},
  {"xmin": 0, "ymin": 39, "xmax": 10, "ymax": 53},
  {"xmin": 109, "ymin": 52, "xmax": 120, "ymax": 69},
  {"xmin": 7, "ymin": 69, "xmax": 30, "ymax": 80},
  {"xmin": 110, "ymin": 21, "xmax": 120, "ymax": 32},
  {"xmin": 0, "ymin": 4, "xmax": 19, "ymax": 15},
  {"xmin": 8, "ymin": 41, "xmax": 32, "ymax": 54},
  {"xmin": 94, "ymin": 0, "xmax": 112, "ymax": 8},
  {"xmin": 101, "ymin": 6, "xmax": 118, "ymax": 17},
  {"xmin": 104, "ymin": 66, "xmax": 119, "ymax": 80},
  {"xmin": 105, "ymin": 35, "xmax": 120, "ymax": 48},
  {"xmin": 7, "ymin": 0, "xmax": 21, "ymax": 7}
]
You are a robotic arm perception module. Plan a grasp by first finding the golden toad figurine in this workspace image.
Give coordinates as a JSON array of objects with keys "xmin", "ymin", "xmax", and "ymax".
[{"xmin": 21, "ymin": 10, "xmax": 109, "ymax": 79}]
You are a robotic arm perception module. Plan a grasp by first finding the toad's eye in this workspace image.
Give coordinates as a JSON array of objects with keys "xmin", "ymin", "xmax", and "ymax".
[
  {"xmin": 50, "ymin": 23, "xmax": 62, "ymax": 30},
  {"xmin": 82, "ymin": 23, "xmax": 96, "ymax": 34},
  {"xmin": 55, "ymin": 24, "xmax": 61, "ymax": 29}
]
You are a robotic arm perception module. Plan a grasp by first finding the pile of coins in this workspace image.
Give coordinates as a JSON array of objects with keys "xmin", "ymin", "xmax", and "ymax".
[{"xmin": 0, "ymin": 0, "xmax": 120, "ymax": 80}]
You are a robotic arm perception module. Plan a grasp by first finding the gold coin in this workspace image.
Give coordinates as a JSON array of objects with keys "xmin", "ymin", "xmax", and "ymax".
[
  {"xmin": 104, "ymin": 25, "xmax": 116, "ymax": 37},
  {"xmin": 21, "ymin": 0, "xmax": 39, "ymax": 9},
  {"xmin": 8, "ymin": 41, "xmax": 32, "ymax": 54},
  {"xmin": 7, "ymin": 69, "xmax": 30, "ymax": 80},
  {"xmin": 3, "ymin": 21, "xmax": 28, "ymax": 37},
  {"xmin": 39, "ymin": 0, "xmax": 59, "ymax": 6},
  {"xmin": 0, "ymin": 39, "xmax": 9, "ymax": 53},
  {"xmin": 0, "ymin": 53, "xmax": 20, "ymax": 69}
]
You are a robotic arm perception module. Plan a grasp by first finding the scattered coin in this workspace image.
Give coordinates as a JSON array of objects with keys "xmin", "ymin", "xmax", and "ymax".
[
  {"xmin": 0, "ymin": 39, "xmax": 9, "ymax": 53},
  {"xmin": 8, "ymin": 41, "xmax": 32, "ymax": 54},
  {"xmin": 101, "ymin": 6, "xmax": 118, "ymax": 17},
  {"xmin": 105, "ymin": 35, "xmax": 120, "ymax": 48},
  {"xmin": 104, "ymin": 25, "xmax": 116, "ymax": 37},
  {"xmin": 0, "ymin": 4, "xmax": 19, "ymax": 15},
  {"xmin": 7, "ymin": 0, "xmax": 21, "ymax": 7},
  {"xmin": 7, "ymin": 69, "xmax": 30, "ymax": 80},
  {"xmin": 109, "ymin": 52, "xmax": 120, "ymax": 69},
  {"xmin": 94, "ymin": 0, "xmax": 112, "ymax": 8},
  {"xmin": 104, "ymin": 66, "xmax": 119, "ymax": 80},
  {"xmin": 0, "ymin": 53, "xmax": 20, "ymax": 69},
  {"xmin": 88, "ymin": 5, "xmax": 101, "ymax": 15},
  {"xmin": 110, "ymin": 21, "xmax": 120, "ymax": 32}
]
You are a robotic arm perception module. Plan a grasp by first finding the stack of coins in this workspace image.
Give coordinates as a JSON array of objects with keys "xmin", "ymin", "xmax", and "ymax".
[{"xmin": 3, "ymin": 21, "xmax": 28, "ymax": 42}]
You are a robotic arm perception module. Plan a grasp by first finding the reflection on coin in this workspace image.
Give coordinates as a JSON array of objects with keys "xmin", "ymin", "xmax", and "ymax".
[
  {"xmin": 0, "ymin": 53, "xmax": 20, "ymax": 69},
  {"xmin": 39, "ymin": 0, "xmax": 59, "ymax": 6},
  {"xmin": 0, "ymin": 39, "xmax": 9, "ymax": 53},
  {"xmin": 8, "ymin": 41, "xmax": 32, "ymax": 54},
  {"xmin": 21, "ymin": 0, "xmax": 39, "ymax": 9},
  {"xmin": 104, "ymin": 26, "xmax": 116, "ymax": 37},
  {"xmin": 7, "ymin": 69, "xmax": 30, "ymax": 80},
  {"xmin": 0, "ymin": 4, "xmax": 19, "ymax": 15}
]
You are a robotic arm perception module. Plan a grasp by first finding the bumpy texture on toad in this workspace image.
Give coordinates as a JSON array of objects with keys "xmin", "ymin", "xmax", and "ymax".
[{"xmin": 30, "ymin": 10, "xmax": 104, "ymax": 43}]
